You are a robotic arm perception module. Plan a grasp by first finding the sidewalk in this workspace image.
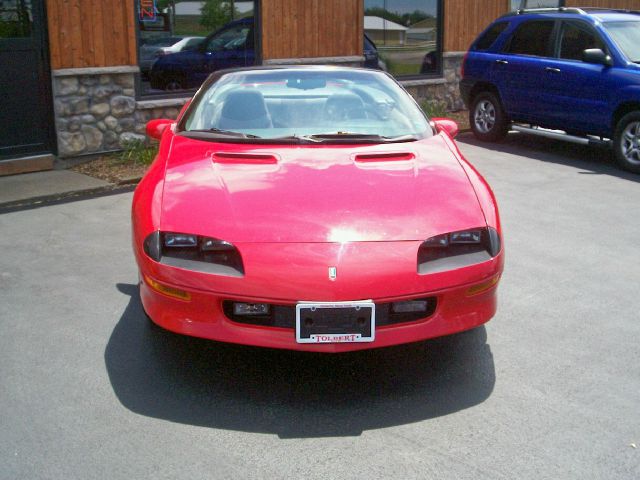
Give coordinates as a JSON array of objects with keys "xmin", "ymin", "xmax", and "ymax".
[{"xmin": 0, "ymin": 169, "xmax": 134, "ymax": 212}]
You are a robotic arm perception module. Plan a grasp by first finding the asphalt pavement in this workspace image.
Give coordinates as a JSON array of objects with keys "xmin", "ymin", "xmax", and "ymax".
[{"xmin": 1, "ymin": 132, "xmax": 639, "ymax": 479}]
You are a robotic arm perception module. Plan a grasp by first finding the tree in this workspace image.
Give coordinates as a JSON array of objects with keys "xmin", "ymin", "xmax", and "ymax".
[
  {"xmin": 200, "ymin": 0, "xmax": 234, "ymax": 31},
  {"xmin": 364, "ymin": 6, "xmax": 430, "ymax": 27}
]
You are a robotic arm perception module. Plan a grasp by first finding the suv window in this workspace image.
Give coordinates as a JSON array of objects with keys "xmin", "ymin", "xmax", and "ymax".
[
  {"xmin": 474, "ymin": 22, "xmax": 509, "ymax": 51},
  {"xmin": 505, "ymin": 20, "xmax": 555, "ymax": 57},
  {"xmin": 559, "ymin": 22, "xmax": 606, "ymax": 61}
]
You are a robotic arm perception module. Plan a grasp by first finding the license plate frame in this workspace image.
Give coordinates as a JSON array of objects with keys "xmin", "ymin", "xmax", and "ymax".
[{"xmin": 295, "ymin": 301, "xmax": 376, "ymax": 344}]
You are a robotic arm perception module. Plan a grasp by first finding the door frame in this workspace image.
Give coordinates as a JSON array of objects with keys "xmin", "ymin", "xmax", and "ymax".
[{"xmin": 0, "ymin": 0, "xmax": 56, "ymax": 159}]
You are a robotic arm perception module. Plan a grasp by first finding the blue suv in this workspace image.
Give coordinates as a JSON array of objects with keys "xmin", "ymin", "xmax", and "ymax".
[{"xmin": 460, "ymin": 8, "xmax": 640, "ymax": 173}]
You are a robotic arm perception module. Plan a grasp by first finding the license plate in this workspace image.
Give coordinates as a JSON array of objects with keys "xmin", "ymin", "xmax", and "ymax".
[{"xmin": 295, "ymin": 301, "xmax": 375, "ymax": 344}]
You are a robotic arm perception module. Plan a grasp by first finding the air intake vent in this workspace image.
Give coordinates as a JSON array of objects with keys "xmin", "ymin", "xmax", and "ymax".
[
  {"xmin": 354, "ymin": 152, "xmax": 415, "ymax": 162},
  {"xmin": 213, "ymin": 152, "xmax": 278, "ymax": 164}
]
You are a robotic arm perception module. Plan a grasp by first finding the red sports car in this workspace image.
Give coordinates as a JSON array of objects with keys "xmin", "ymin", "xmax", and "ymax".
[{"xmin": 132, "ymin": 66, "xmax": 503, "ymax": 352}]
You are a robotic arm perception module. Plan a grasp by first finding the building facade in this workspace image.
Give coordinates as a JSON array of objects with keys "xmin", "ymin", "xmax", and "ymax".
[{"xmin": 1, "ymin": 0, "xmax": 638, "ymax": 173}]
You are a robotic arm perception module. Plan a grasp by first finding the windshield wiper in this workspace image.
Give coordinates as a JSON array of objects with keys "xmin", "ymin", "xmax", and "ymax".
[
  {"xmin": 184, "ymin": 128, "xmax": 262, "ymax": 139},
  {"xmin": 304, "ymin": 133, "xmax": 418, "ymax": 143},
  {"xmin": 269, "ymin": 134, "xmax": 323, "ymax": 144},
  {"xmin": 271, "ymin": 133, "xmax": 417, "ymax": 144}
]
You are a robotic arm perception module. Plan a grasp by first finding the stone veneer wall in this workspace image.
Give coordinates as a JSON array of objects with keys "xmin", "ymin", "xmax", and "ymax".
[
  {"xmin": 52, "ymin": 66, "xmax": 187, "ymax": 157},
  {"xmin": 51, "ymin": 55, "xmax": 464, "ymax": 158},
  {"xmin": 401, "ymin": 53, "xmax": 465, "ymax": 112}
]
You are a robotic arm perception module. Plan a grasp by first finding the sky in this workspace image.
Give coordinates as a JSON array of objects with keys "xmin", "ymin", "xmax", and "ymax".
[{"xmin": 364, "ymin": 0, "xmax": 438, "ymax": 17}]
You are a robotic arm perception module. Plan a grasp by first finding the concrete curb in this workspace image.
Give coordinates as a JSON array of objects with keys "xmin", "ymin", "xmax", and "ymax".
[{"xmin": 0, "ymin": 183, "xmax": 137, "ymax": 214}]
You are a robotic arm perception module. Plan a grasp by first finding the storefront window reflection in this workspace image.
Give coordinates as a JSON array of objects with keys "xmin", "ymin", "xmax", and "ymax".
[
  {"xmin": 0, "ymin": 0, "xmax": 32, "ymax": 38},
  {"xmin": 364, "ymin": 0, "xmax": 441, "ymax": 78},
  {"xmin": 511, "ymin": 0, "xmax": 564, "ymax": 10},
  {"xmin": 138, "ymin": 0, "xmax": 254, "ymax": 95}
]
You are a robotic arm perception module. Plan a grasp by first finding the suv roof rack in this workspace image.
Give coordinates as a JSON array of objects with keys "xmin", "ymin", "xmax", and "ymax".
[
  {"xmin": 505, "ymin": 7, "xmax": 640, "ymax": 17},
  {"xmin": 504, "ymin": 7, "xmax": 586, "ymax": 17}
]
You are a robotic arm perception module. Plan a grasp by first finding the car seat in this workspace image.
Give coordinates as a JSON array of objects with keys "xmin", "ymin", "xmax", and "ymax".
[
  {"xmin": 323, "ymin": 93, "xmax": 367, "ymax": 122},
  {"xmin": 218, "ymin": 90, "xmax": 273, "ymax": 129}
]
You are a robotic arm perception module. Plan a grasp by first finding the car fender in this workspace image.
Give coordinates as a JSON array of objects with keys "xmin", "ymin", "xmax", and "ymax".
[
  {"xmin": 611, "ymin": 84, "xmax": 640, "ymax": 123},
  {"xmin": 439, "ymin": 133, "xmax": 501, "ymax": 233},
  {"xmin": 131, "ymin": 126, "xmax": 174, "ymax": 262}
]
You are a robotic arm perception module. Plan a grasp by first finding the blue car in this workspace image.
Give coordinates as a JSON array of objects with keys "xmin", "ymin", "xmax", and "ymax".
[
  {"xmin": 150, "ymin": 17, "xmax": 383, "ymax": 91},
  {"xmin": 460, "ymin": 7, "xmax": 640, "ymax": 173}
]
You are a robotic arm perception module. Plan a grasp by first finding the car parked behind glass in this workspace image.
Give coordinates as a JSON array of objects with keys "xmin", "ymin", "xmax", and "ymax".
[
  {"xmin": 149, "ymin": 17, "xmax": 384, "ymax": 91},
  {"xmin": 460, "ymin": 7, "xmax": 640, "ymax": 173},
  {"xmin": 140, "ymin": 36, "xmax": 204, "ymax": 79}
]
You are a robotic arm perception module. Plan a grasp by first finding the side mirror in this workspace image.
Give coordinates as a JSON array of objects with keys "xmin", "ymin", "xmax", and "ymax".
[
  {"xmin": 583, "ymin": 48, "xmax": 613, "ymax": 67},
  {"xmin": 146, "ymin": 119, "xmax": 173, "ymax": 140},
  {"xmin": 431, "ymin": 118, "xmax": 459, "ymax": 139}
]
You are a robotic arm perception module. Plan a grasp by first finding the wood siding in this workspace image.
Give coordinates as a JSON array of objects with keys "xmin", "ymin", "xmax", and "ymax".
[
  {"xmin": 444, "ymin": 0, "xmax": 510, "ymax": 52},
  {"xmin": 261, "ymin": 0, "xmax": 363, "ymax": 60},
  {"xmin": 566, "ymin": 0, "xmax": 640, "ymax": 8},
  {"xmin": 46, "ymin": 0, "xmax": 137, "ymax": 69},
  {"xmin": 502, "ymin": 0, "xmax": 640, "ymax": 10}
]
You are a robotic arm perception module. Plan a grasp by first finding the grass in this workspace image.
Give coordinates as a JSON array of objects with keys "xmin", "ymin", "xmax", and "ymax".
[
  {"xmin": 118, "ymin": 140, "xmax": 158, "ymax": 166},
  {"xmin": 421, "ymin": 100, "xmax": 449, "ymax": 119}
]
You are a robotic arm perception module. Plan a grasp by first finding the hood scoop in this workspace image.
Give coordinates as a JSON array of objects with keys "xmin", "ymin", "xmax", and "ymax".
[
  {"xmin": 354, "ymin": 152, "xmax": 415, "ymax": 162},
  {"xmin": 212, "ymin": 152, "xmax": 278, "ymax": 164}
]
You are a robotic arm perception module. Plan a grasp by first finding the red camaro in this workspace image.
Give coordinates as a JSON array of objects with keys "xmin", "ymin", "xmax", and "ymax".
[{"xmin": 132, "ymin": 66, "xmax": 504, "ymax": 352}]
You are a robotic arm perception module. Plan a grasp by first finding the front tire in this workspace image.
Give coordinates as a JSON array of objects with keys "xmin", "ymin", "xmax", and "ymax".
[
  {"xmin": 614, "ymin": 112, "xmax": 640, "ymax": 174},
  {"xmin": 470, "ymin": 92, "xmax": 509, "ymax": 142},
  {"xmin": 163, "ymin": 72, "xmax": 185, "ymax": 91}
]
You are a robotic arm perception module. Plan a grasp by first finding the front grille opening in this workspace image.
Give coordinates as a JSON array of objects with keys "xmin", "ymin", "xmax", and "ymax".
[{"xmin": 222, "ymin": 298, "xmax": 437, "ymax": 328}]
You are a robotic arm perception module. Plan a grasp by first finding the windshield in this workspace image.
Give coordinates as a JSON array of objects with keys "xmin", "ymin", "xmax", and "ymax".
[
  {"xmin": 181, "ymin": 69, "xmax": 432, "ymax": 142},
  {"xmin": 603, "ymin": 21, "xmax": 640, "ymax": 63}
]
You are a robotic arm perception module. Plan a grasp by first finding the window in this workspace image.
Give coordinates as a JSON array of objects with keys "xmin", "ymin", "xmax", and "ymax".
[
  {"xmin": 603, "ymin": 21, "xmax": 640, "ymax": 63},
  {"xmin": 559, "ymin": 22, "xmax": 605, "ymax": 61},
  {"xmin": 473, "ymin": 22, "xmax": 509, "ymax": 51},
  {"xmin": 0, "ymin": 0, "xmax": 32, "ymax": 38},
  {"xmin": 364, "ymin": 0, "xmax": 442, "ymax": 78},
  {"xmin": 511, "ymin": 0, "xmax": 565, "ymax": 10},
  {"xmin": 203, "ymin": 23, "xmax": 250, "ymax": 52},
  {"xmin": 137, "ymin": 0, "xmax": 255, "ymax": 96},
  {"xmin": 183, "ymin": 69, "xmax": 432, "ymax": 140},
  {"xmin": 505, "ymin": 21, "xmax": 555, "ymax": 57}
]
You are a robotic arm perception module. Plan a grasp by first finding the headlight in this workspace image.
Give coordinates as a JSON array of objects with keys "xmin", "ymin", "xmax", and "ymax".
[
  {"xmin": 143, "ymin": 231, "xmax": 244, "ymax": 277},
  {"xmin": 418, "ymin": 227, "xmax": 500, "ymax": 274}
]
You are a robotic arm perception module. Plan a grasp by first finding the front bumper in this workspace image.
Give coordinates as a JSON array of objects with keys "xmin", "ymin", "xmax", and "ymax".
[{"xmin": 139, "ymin": 269, "xmax": 501, "ymax": 353}]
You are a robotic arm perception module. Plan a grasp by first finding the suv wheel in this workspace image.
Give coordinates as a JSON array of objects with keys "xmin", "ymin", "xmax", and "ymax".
[
  {"xmin": 614, "ymin": 112, "xmax": 640, "ymax": 173},
  {"xmin": 470, "ymin": 92, "xmax": 508, "ymax": 142},
  {"xmin": 164, "ymin": 73, "xmax": 185, "ymax": 91}
]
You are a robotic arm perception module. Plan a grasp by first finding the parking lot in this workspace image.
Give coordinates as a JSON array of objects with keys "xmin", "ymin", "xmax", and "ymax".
[{"xmin": 1, "ymin": 133, "xmax": 639, "ymax": 479}]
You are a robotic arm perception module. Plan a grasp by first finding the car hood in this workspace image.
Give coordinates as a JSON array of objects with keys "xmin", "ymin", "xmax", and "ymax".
[{"xmin": 159, "ymin": 134, "xmax": 486, "ymax": 243}]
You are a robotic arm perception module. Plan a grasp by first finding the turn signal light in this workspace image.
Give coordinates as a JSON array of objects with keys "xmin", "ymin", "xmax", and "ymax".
[
  {"xmin": 466, "ymin": 275, "xmax": 500, "ymax": 296},
  {"xmin": 144, "ymin": 275, "xmax": 191, "ymax": 301}
]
